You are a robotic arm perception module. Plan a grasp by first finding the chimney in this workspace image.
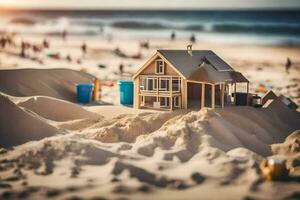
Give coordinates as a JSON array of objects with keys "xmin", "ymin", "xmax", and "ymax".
[{"xmin": 187, "ymin": 44, "xmax": 193, "ymax": 56}]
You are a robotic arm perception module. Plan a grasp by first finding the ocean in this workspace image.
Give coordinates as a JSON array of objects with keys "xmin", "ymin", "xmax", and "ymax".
[{"xmin": 0, "ymin": 9, "xmax": 300, "ymax": 45}]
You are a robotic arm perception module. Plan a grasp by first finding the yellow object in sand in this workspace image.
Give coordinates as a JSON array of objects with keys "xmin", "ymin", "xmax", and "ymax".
[
  {"xmin": 93, "ymin": 79, "xmax": 100, "ymax": 101},
  {"xmin": 259, "ymin": 158, "xmax": 289, "ymax": 181}
]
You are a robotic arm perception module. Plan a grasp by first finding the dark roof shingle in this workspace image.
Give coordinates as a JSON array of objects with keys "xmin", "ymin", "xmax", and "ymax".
[{"xmin": 158, "ymin": 49, "xmax": 248, "ymax": 83}]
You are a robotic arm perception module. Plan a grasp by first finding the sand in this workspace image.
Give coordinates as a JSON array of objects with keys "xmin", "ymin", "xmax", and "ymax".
[
  {"xmin": 271, "ymin": 130, "xmax": 300, "ymax": 172},
  {"xmin": 0, "ymin": 68, "xmax": 95, "ymax": 102},
  {"xmin": 0, "ymin": 34, "xmax": 300, "ymax": 199},
  {"xmin": 18, "ymin": 96, "xmax": 99, "ymax": 122},
  {"xmin": 0, "ymin": 98, "xmax": 299, "ymax": 199},
  {"xmin": 0, "ymin": 94, "xmax": 58, "ymax": 148}
]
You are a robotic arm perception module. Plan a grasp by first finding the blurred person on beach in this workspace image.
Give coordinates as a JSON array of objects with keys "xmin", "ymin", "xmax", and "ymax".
[
  {"xmin": 81, "ymin": 42, "xmax": 87, "ymax": 57},
  {"xmin": 32, "ymin": 45, "xmax": 41, "ymax": 56},
  {"xmin": 66, "ymin": 54, "xmax": 72, "ymax": 63},
  {"xmin": 114, "ymin": 47, "xmax": 126, "ymax": 58},
  {"xmin": 140, "ymin": 41, "xmax": 149, "ymax": 49},
  {"xmin": 62, "ymin": 29, "xmax": 67, "ymax": 41},
  {"xmin": 286, "ymin": 57, "xmax": 292, "ymax": 74},
  {"xmin": 0, "ymin": 36, "xmax": 6, "ymax": 49},
  {"xmin": 171, "ymin": 31, "xmax": 176, "ymax": 41},
  {"xmin": 119, "ymin": 63, "xmax": 124, "ymax": 75},
  {"xmin": 190, "ymin": 34, "xmax": 196, "ymax": 43},
  {"xmin": 20, "ymin": 41, "xmax": 26, "ymax": 58},
  {"xmin": 42, "ymin": 38, "xmax": 49, "ymax": 48}
]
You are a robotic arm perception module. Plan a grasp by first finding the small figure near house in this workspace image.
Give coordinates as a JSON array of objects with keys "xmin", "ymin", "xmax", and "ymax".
[
  {"xmin": 32, "ymin": 44, "xmax": 41, "ymax": 55},
  {"xmin": 171, "ymin": 31, "xmax": 176, "ymax": 41},
  {"xmin": 62, "ymin": 29, "xmax": 67, "ymax": 41},
  {"xmin": 119, "ymin": 63, "xmax": 124, "ymax": 75},
  {"xmin": 190, "ymin": 34, "xmax": 196, "ymax": 43},
  {"xmin": 140, "ymin": 41, "xmax": 149, "ymax": 49},
  {"xmin": 20, "ymin": 41, "xmax": 26, "ymax": 58},
  {"xmin": 0, "ymin": 36, "xmax": 6, "ymax": 49},
  {"xmin": 42, "ymin": 38, "xmax": 49, "ymax": 48},
  {"xmin": 66, "ymin": 54, "xmax": 72, "ymax": 63},
  {"xmin": 81, "ymin": 42, "xmax": 87, "ymax": 57},
  {"xmin": 114, "ymin": 47, "xmax": 127, "ymax": 58},
  {"xmin": 285, "ymin": 57, "xmax": 292, "ymax": 74}
]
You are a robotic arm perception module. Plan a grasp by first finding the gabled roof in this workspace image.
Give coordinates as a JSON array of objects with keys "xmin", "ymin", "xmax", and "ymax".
[
  {"xmin": 158, "ymin": 50, "xmax": 248, "ymax": 84},
  {"xmin": 262, "ymin": 90, "xmax": 277, "ymax": 105},
  {"xmin": 133, "ymin": 49, "xmax": 249, "ymax": 84}
]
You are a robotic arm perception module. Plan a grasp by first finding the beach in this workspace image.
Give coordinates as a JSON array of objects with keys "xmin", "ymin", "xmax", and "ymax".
[
  {"xmin": 0, "ymin": 9, "xmax": 300, "ymax": 200},
  {"xmin": 1, "ymin": 34, "xmax": 300, "ymax": 106}
]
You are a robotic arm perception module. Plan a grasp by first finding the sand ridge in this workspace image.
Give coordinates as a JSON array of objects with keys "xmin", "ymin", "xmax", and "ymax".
[
  {"xmin": 0, "ymin": 94, "xmax": 59, "ymax": 148},
  {"xmin": 18, "ymin": 96, "xmax": 100, "ymax": 122},
  {"xmin": 1, "ymin": 104, "xmax": 299, "ymax": 199},
  {"xmin": 0, "ymin": 68, "xmax": 95, "ymax": 102}
]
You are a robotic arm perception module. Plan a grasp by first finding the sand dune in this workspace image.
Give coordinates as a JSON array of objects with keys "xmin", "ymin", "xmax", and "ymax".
[
  {"xmin": 0, "ymin": 119, "xmax": 263, "ymax": 199},
  {"xmin": 0, "ymin": 66, "xmax": 299, "ymax": 199},
  {"xmin": 0, "ymin": 94, "xmax": 59, "ymax": 148},
  {"xmin": 1, "ymin": 105, "xmax": 299, "ymax": 199},
  {"xmin": 0, "ymin": 68, "xmax": 94, "ymax": 102},
  {"xmin": 59, "ymin": 106, "xmax": 299, "ymax": 157},
  {"xmin": 18, "ymin": 96, "xmax": 100, "ymax": 122},
  {"xmin": 0, "ymin": 93, "xmax": 300, "ymax": 199}
]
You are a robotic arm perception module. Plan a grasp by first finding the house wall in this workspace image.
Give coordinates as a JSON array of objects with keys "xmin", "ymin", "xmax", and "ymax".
[
  {"xmin": 133, "ymin": 53, "xmax": 188, "ymax": 110},
  {"xmin": 140, "ymin": 56, "xmax": 178, "ymax": 76},
  {"xmin": 133, "ymin": 78, "xmax": 139, "ymax": 109},
  {"xmin": 182, "ymin": 79, "xmax": 188, "ymax": 109}
]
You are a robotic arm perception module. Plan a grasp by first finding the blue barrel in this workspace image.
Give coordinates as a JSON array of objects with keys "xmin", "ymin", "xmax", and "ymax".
[
  {"xmin": 76, "ymin": 83, "xmax": 94, "ymax": 103},
  {"xmin": 118, "ymin": 80, "xmax": 134, "ymax": 105}
]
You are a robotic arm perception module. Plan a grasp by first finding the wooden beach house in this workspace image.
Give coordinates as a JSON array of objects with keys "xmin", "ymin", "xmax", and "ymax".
[{"xmin": 132, "ymin": 45, "xmax": 249, "ymax": 110}]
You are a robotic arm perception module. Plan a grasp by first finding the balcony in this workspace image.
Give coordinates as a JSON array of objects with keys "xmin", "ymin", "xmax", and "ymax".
[{"xmin": 139, "ymin": 75, "xmax": 181, "ymax": 96}]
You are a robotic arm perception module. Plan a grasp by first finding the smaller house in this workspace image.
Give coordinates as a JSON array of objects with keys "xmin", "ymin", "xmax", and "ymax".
[
  {"xmin": 262, "ymin": 90, "xmax": 277, "ymax": 105},
  {"xmin": 132, "ymin": 46, "xmax": 249, "ymax": 110},
  {"xmin": 261, "ymin": 91, "xmax": 298, "ymax": 110}
]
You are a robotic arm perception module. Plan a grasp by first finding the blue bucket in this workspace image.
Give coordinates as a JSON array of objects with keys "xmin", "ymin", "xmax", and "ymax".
[
  {"xmin": 118, "ymin": 80, "xmax": 133, "ymax": 105},
  {"xmin": 76, "ymin": 83, "xmax": 94, "ymax": 103}
]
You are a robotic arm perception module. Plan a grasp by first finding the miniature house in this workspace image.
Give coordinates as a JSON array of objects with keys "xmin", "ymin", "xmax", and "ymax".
[
  {"xmin": 132, "ymin": 46, "xmax": 249, "ymax": 110},
  {"xmin": 262, "ymin": 90, "xmax": 277, "ymax": 105}
]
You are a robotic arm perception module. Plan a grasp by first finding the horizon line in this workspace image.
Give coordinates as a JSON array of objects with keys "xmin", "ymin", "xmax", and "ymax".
[{"xmin": 1, "ymin": 7, "xmax": 300, "ymax": 11}]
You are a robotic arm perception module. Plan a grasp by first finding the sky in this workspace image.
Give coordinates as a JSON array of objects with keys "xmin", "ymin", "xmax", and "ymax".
[{"xmin": 0, "ymin": 0, "xmax": 299, "ymax": 10}]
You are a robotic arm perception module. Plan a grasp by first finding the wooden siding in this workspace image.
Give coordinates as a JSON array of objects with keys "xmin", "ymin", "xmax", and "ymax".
[{"xmin": 140, "ymin": 56, "xmax": 179, "ymax": 76}]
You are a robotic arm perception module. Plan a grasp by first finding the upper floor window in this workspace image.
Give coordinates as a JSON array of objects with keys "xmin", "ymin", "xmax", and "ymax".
[
  {"xmin": 155, "ymin": 60, "xmax": 164, "ymax": 74},
  {"xmin": 172, "ymin": 79, "xmax": 180, "ymax": 92}
]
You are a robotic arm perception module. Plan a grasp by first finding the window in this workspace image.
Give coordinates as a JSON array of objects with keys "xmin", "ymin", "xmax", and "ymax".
[
  {"xmin": 160, "ymin": 97, "xmax": 169, "ymax": 107},
  {"xmin": 139, "ymin": 78, "xmax": 146, "ymax": 91},
  {"xmin": 140, "ymin": 78, "xmax": 157, "ymax": 91},
  {"xmin": 146, "ymin": 78, "xmax": 157, "ymax": 91},
  {"xmin": 159, "ymin": 78, "xmax": 169, "ymax": 91},
  {"xmin": 156, "ymin": 60, "xmax": 164, "ymax": 74},
  {"xmin": 173, "ymin": 96, "xmax": 180, "ymax": 108},
  {"xmin": 172, "ymin": 79, "xmax": 180, "ymax": 92}
]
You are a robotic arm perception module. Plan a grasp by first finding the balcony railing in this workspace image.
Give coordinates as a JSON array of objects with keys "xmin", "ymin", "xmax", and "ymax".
[{"xmin": 139, "ymin": 75, "xmax": 181, "ymax": 94}]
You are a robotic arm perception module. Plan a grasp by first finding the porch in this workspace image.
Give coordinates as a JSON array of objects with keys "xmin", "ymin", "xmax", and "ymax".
[
  {"xmin": 138, "ymin": 75, "xmax": 182, "ymax": 110},
  {"xmin": 186, "ymin": 80, "xmax": 249, "ymax": 109}
]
